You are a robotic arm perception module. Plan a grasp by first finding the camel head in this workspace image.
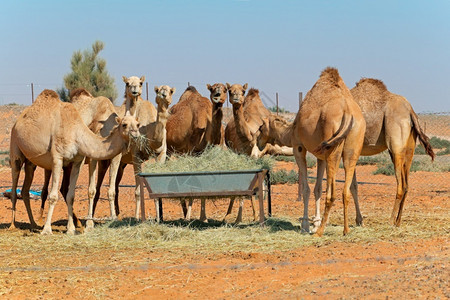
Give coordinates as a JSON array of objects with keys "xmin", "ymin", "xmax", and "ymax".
[
  {"xmin": 226, "ymin": 83, "xmax": 248, "ymax": 106},
  {"xmin": 123, "ymin": 75, "xmax": 145, "ymax": 98},
  {"xmin": 115, "ymin": 111, "xmax": 141, "ymax": 141},
  {"xmin": 207, "ymin": 83, "xmax": 227, "ymax": 105},
  {"xmin": 154, "ymin": 85, "xmax": 175, "ymax": 109}
]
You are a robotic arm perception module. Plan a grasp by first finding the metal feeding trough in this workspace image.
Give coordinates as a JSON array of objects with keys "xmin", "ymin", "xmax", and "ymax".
[{"xmin": 138, "ymin": 169, "xmax": 271, "ymax": 224}]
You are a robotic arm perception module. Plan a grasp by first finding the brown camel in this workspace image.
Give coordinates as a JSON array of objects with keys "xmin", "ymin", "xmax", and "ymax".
[
  {"xmin": 91, "ymin": 79, "xmax": 173, "ymax": 220},
  {"xmin": 9, "ymin": 89, "xmax": 140, "ymax": 234},
  {"xmin": 165, "ymin": 85, "xmax": 225, "ymax": 222},
  {"xmin": 304, "ymin": 78, "xmax": 435, "ymax": 231},
  {"xmin": 291, "ymin": 67, "xmax": 366, "ymax": 236},
  {"xmin": 206, "ymin": 83, "xmax": 227, "ymax": 147},
  {"xmin": 166, "ymin": 86, "xmax": 214, "ymax": 153},
  {"xmin": 39, "ymin": 88, "xmax": 122, "ymax": 228}
]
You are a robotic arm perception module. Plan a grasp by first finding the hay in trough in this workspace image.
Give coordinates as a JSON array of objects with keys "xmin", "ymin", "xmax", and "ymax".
[{"xmin": 141, "ymin": 146, "xmax": 274, "ymax": 173}]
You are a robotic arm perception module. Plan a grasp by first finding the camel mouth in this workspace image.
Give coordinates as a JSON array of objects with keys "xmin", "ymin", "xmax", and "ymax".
[{"xmin": 212, "ymin": 97, "xmax": 221, "ymax": 103}]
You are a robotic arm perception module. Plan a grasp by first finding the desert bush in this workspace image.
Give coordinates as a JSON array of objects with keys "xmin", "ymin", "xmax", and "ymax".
[{"xmin": 270, "ymin": 169, "xmax": 298, "ymax": 185}]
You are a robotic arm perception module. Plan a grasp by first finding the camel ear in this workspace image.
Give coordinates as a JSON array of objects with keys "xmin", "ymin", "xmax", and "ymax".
[
  {"xmin": 122, "ymin": 76, "xmax": 128, "ymax": 83},
  {"xmin": 226, "ymin": 83, "xmax": 231, "ymax": 90},
  {"xmin": 206, "ymin": 84, "xmax": 212, "ymax": 91},
  {"xmin": 170, "ymin": 87, "xmax": 176, "ymax": 95},
  {"xmin": 140, "ymin": 76, "xmax": 145, "ymax": 83},
  {"xmin": 243, "ymin": 83, "xmax": 248, "ymax": 90},
  {"xmin": 115, "ymin": 116, "xmax": 122, "ymax": 124},
  {"xmin": 154, "ymin": 86, "xmax": 159, "ymax": 93}
]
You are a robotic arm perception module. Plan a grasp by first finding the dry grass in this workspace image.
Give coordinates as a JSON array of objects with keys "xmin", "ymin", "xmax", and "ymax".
[
  {"xmin": 142, "ymin": 146, "xmax": 274, "ymax": 173},
  {"xmin": 1, "ymin": 209, "xmax": 448, "ymax": 258}
]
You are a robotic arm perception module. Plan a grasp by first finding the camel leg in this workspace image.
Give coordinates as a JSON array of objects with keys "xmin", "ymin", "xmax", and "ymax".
[
  {"xmin": 350, "ymin": 171, "xmax": 363, "ymax": 226},
  {"xmin": 180, "ymin": 198, "xmax": 188, "ymax": 218},
  {"xmin": 114, "ymin": 162, "xmax": 127, "ymax": 218},
  {"xmin": 315, "ymin": 148, "xmax": 342, "ymax": 237},
  {"xmin": 133, "ymin": 158, "xmax": 143, "ymax": 220},
  {"xmin": 21, "ymin": 160, "xmax": 38, "ymax": 229},
  {"xmin": 294, "ymin": 145, "xmax": 311, "ymax": 233},
  {"xmin": 9, "ymin": 143, "xmax": 26, "ymax": 230},
  {"xmin": 42, "ymin": 157, "xmax": 63, "ymax": 235},
  {"xmin": 91, "ymin": 159, "xmax": 110, "ymax": 218},
  {"xmin": 250, "ymin": 196, "xmax": 256, "ymax": 221},
  {"xmin": 185, "ymin": 198, "xmax": 194, "ymax": 220},
  {"xmin": 341, "ymin": 152, "xmax": 360, "ymax": 236},
  {"xmin": 391, "ymin": 133, "xmax": 415, "ymax": 226},
  {"xmin": 199, "ymin": 199, "xmax": 208, "ymax": 222},
  {"xmin": 86, "ymin": 158, "xmax": 98, "ymax": 230},
  {"xmin": 107, "ymin": 154, "xmax": 122, "ymax": 219},
  {"xmin": 223, "ymin": 197, "xmax": 235, "ymax": 222},
  {"xmin": 39, "ymin": 169, "xmax": 51, "ymax": 225},
  {"xmin": 312, "ymin": 159, "xmax": 325, "ymax": 232},
  {"xmin": 235, "ymin": 197, "xmax": 244, "ymax": 224},
  {"xmin": 65, "ymin": 159, "xmax": 83, "ymax": 235}
]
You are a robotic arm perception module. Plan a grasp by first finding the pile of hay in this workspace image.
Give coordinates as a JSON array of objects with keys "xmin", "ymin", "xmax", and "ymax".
[{"xmin": 142, "ymin": 146, "xmax": 274, "ymax": 173}]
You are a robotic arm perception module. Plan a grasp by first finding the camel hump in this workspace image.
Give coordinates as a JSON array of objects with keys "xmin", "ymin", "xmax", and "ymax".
[
  {"xmin": 70, "ymin": 88, "xmax": 92, "ymax": 100},
  {"xmin": 320, "ymin": 67, "xmax": 341, "ymax": 86},
  {"xmin": 39, "ymin": 89, "xmax": 59, "ymax": 99},
  {"xmin": 356, "ymin": 78, "xmax": 387, "ymax": 91},
  {"xmin": 246, "ymin": 88, "xmax": 259, "ymax": 97}
]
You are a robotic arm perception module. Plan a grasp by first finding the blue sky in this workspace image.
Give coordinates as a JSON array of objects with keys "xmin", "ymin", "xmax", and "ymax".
[{"xmin": 1, "ymin": 0, "xmax": 449, "ymax": 113}]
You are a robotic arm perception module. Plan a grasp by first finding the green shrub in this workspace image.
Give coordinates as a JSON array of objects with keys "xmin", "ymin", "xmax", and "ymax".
[{"xmin": 270, "ymin": 169, "xmax": 298, "ymax": 185}]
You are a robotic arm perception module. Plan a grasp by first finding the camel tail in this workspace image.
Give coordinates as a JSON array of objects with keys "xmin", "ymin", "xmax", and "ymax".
[
  {"xmin": 410, "ymin": 112, "xmax": 435, "ymax": 161},
  {"xmin": 314, "ymin": 113, "xmax": 354, "ymax": 154}
]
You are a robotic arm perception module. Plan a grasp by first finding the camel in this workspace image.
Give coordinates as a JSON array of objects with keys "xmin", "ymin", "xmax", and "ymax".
[
  {"xmin": 9, "ymin": 89, "xmax": 140, "ymax": 234},
  {"xmin": 164, "ymin": 85, "xmax": 226, "ymax": 222},
  {"xmin": 302, "ymin": 78, "xmax": 435, "ymax": 232},
  {"xmin": 39, "ymin": 88, "xmax": 122, "ymax": 228},
  {"xmin": 290, "ymin": 67, "xmax": 366, "ymax": 236},
  {"xmin": 91, "ymin": 78, "xmax": 173, "ymax": 220},
  {"xmin": 225, "ymin": 85, "xmax": 293, "ymax": 158},
  {"xmin": 223, "ymin": 84, "xmax": 293, "ymax": 223},
  {"xmin": 166, "ymin": 86, "xmax": 214, "ymax": 153}
]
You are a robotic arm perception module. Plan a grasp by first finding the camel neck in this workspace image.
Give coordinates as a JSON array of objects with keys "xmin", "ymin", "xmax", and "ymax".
[
  {"xmin": 210, "ymin": 104, "xmax": 223, "ymax": 145},
  {"xmin": 78, "ymin": 127, "xmax": 126, "ymax": 160},
  {"xmin": 125, "ymin": 96, "xmax": 139, "ymax": 115}
]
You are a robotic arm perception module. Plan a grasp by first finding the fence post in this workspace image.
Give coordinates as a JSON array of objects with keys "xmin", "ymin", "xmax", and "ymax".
[
  {"xmin": 276, "ymin": 92, "xmax": 279, "ymax": 115},
  {"xmin": 299, "ymin": 92, "xmax": 303, "ymax": 109},
  {"xmin": 146, "ymin": 82, "xmax": 149, "ymax": 100},
  {"xmin": 31, "ymin": 83, "xmax": 34, "ymax": 103}
]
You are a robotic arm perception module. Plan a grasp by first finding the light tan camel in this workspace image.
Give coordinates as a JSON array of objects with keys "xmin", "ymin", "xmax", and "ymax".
[
  {"xmin": 225, "ymin": 85, "xmax": 293, "ymax": 158},
  {"xmin": 91, "ymin": 79, "xmax": 173, "ymax": 220},
  {"xmin": 223, "ymin": 84, "xmax": 293, "ymax": 223},
  {"xmin": 291, "ymin": 67, "xmax": 366, "ymax": 236},
  {"xmin": 165, "ymin": 85, "xmax": 225, "ymax": 222},
  {"xmin": 304, "ymin": 78, "xmax": 435, "ymax": 231},
  {"xmin": 9, "ymin": 89, "xmax": 140, "ymax": 234},
  {"xmin": 39, "ymin": 88, "xmax": 122, "ymax": 228}
]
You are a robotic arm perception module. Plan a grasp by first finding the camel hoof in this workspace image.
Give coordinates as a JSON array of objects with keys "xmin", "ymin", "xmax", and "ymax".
[
  {"xmin": 8, "ymin": 224, "xmax": 17, "ymax": 231},
  {"xmin": 41, "ymin": 228, "xmax": 53, "ymax": 235},
  {"xmin": 300, "ymin": 218, "xmax": 311, "ymax": 234},
  {"xmin": 86, "ymin": 219, "xmax": 95, "ymax": 230},
  {"xmin": 66, "ymin": 228, "xmax": 76, "ymax": 235}
]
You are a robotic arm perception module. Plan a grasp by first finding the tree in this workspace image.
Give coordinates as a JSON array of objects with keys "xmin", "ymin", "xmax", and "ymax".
[{"xmin": 59, "ymin": 40, "xmax": 118, "ymax": 103}]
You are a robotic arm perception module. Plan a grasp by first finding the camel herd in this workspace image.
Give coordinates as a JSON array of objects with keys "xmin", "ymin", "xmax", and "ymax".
[{"xmin": 8, "ymin": 67, "xmax": 435, "ymax": 236}]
